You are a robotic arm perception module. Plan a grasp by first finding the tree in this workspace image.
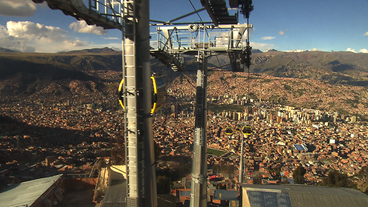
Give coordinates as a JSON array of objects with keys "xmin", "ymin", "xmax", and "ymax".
[
  {"xmin": 322, "ymin": 170, "xmax": 353, "ymax": 188},
  {"xmin": 356, "ymin": 166, "xmax": 368, "ymax": 193},
  {"xmin": 358, "ymin": 166, "xmax": 368, "ymax": 181},
  {"xmin": 253, "ymin": 172, "xmax": 262, "ymax": 184},
  {"xmin": 268, "ymin": 166, "xmax": 281, "ymax": 181},
  {"xmin": 293, "ymin": 166, "xmax": 306, "ymax": 184}
]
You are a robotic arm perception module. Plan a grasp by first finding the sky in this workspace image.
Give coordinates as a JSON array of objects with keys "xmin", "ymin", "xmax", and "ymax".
[{"xmin": 0, "ymin": 0, "xmax": 367, "ymax": 53}]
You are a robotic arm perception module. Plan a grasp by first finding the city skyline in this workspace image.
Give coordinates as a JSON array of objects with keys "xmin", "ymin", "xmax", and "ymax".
[{"xmin": 0, "ymin": 0, "xmax": 367, "ymax": 53}]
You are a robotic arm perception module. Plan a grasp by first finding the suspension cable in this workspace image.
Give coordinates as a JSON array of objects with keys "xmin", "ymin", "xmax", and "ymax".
[
  {"xmin": 188, "ymin": 0, "xmax": 211, "ymax": 40},
  {"xmin": 188, "ymin": 0, "xmax": 203, "ymax": 22}
]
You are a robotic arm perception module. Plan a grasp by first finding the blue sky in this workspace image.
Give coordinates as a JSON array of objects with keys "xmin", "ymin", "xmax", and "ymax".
[{"xmin": 0, "ymin": 0, "xmax": 367, "ymax": 53}]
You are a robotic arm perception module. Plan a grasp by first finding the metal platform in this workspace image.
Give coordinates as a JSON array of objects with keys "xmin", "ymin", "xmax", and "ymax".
[
  {"xmin": 150, "ymin": 23, "xmax": 252, "ymax": 72},
  {"xmin": 201, "ymin": 0, "xmax": 238, "ymax": 25},
  {"xmin": 33, "ymin": 0, "xmax": 123, "ymax": 30}
]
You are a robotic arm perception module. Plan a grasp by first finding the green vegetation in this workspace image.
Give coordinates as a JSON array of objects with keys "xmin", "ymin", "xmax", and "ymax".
[
  {"xmin": 268, "ymin": 166, "xmax": 281, "ymax": 181},
  {"xmin": 321, "ymin": 170, "xmax": 354, "ymax": 188},
  {"xmin": 261, "ymin": 79, "xmax": 272, "ymax": 83},
  {"xmin": 328, "ymin": 102, "xmax": 336, "ymax": 108},
  {"xmin": 296, "ymin": 88, "xmax": 306, "ymax": 96},
  {"xmin": 248, "ymin": 92, "xmax": 258, "ymax": 100},
  {"xmin": 269, "ymin": 95, "xmax": 280, "ymax": 102},
  {"xmin": 207, "ymin": 148, "xmax": 226, "ymax": 156},
  {"xmin": 293, "ymin": 166, "xmax": 306, "ymax": 184},
  {"xmin": 357, "ymin": 166, "xmax": 368, "ymax": 194},
  {"xmin": 283, "ymin": 84, "xmax": 292, "ymax": 91},
  {"xmin": 345, "ymin": 97, "xmax": 360, "ymax": 108},
  {"xmin": 253, "ymin": 172, "xmax": 262, "ymax": 184},
  {"xmin": 358, "ymin": 115, "xmax": 368, "ymax": 122},
  {"xmin": 269, "ymin": 95, "xmax": 287, "ymax": 104},
  {"xmin": 336, "ymin": 108, "xmax": 349, "ymax": 115}
]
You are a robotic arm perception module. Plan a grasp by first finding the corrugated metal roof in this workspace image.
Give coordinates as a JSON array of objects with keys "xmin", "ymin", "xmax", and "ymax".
[
  {"xmin": 213, "ymin": 189, "xmax": 238, "ymax": 200},
  {"xmin": 287, "ymin": 185, "xmax": 368, "ymax": 207},
  {"xmin": 241, "ymin": 184, "xmax": 368, "ymax": 207},
  {"xmin": 0, "ymin": 174, "xmax": 63, "ymax": 207},
  {"xmin": 247, "ymin": 191, "xmax": 292, "ymax": 207}
]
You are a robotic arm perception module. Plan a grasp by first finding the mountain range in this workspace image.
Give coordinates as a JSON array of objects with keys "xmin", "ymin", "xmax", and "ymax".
[
  {"xmin": 208, "ymin": 51, "xmax": 368, "ymax": 86},
  {"xmin": 1, "ymin": 47, "xmax": 368, "ymax": 115}
]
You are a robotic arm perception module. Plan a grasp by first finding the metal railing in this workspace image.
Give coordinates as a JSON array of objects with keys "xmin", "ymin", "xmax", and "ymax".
[
  {"xmin": 150, "ymin": 24, "xmax": 250, "ymax": 53},
  {"xmin": 88, "ymin": 0, "xmax": 123, "ymax": 25}
]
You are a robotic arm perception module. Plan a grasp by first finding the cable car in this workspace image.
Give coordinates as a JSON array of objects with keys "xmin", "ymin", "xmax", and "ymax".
[
  {"xmin": 225, "ymin": 127, "xmax": 233, "ymax": 135},
  {"xmin": 152, "ymin": 76, "xmax": 166, "ymax": 113},
  {"xmin": 118, "ymin": 76, "xmax": 166, "ymax": 114},
  {"xmin": 241, "ymin": 125, "xmax": 252, "ymax": 136}
]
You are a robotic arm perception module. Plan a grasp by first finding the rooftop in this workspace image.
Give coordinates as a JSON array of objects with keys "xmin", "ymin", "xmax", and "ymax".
[
  {"xmin": 241, "ymin": 184, "xmax": 368, "ymax": 207},
  {"xmin": 0, "ymin": 174, "xmax": 63, "ymax": 207}
]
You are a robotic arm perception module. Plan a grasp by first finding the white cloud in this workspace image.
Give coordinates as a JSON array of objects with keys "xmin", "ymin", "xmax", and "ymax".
[
  {"xmin": 0, "ymin": 0, "xmax": 37, "ymax": 17},
  {"xmin": 69, "ymin": 21, "xmax": 107, "ymax": 35},
  {"xmin": 104, "ymin": 37, "xmax": 119, "ymax": 40},
  {"xmin": 0, "ymin": 21, "xmax": 92, "ymax": 53},
  {"xmin": 285, "ymin": 49, "xmax": 305, "ymax": 52},
  {"xmin": 261, "ymin": 36, "xmax": 275, "ymax": 40},
  {"xmin": 360, "ymin": 48, "xmax": 368, "ymax": 53},
  {"xmin": 279, "ymin": 31, "xmax": 285, "ymax": 36},
  {"xmin": 346, "ymin": 48, "xmax": 356, "ymax": 53},
  {"xmin": 0, "ymin": 24, "xmax": 35, "ymax": 52},
  {"xmin": 7, "ymin": 21, "xmax": 67, "ymax": 41},
  {"xmin": 0, "ymin": 21, "xmax": 122, "ymax": 53},
  {"xmin": 364, "ymin": 32, "xmax": 368, "ymax": 36},
  {"xmin": 250, "ymin": 42, "xmax": 274, "ymax": 51}
]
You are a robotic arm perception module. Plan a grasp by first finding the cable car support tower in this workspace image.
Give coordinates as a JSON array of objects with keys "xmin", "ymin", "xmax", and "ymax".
[
  {"xmin": 150, "ymin": 1, "xmax": 253, "ymax": 206},
  {"xmin": 32, "ymin": 0, "xmax": 253, "ymax": 207}
]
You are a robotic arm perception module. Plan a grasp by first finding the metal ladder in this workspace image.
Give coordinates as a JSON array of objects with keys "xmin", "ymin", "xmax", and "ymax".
[{"xmin": 122, "ymin": 0, "xmax": 140, "ymax": 205}]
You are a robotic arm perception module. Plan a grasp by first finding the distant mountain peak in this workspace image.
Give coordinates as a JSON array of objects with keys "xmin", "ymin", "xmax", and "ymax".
[
  {"xmin": 265, "ymin": 48, "xmax": 278, "ymax": 52},
  {"xmin": 58, "ymin": 47, "xmax": 119, "ymax": 54},
  {"xmin": 251, "ymin": 49, "xmax": 263, "ymax": 53}
]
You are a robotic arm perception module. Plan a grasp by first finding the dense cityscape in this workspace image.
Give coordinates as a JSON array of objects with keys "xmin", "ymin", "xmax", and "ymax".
[
  {"xmin": 2, "ymin": 0, "xmax": 368, "ymax": 206},
  {"xmin": 1, "ymin": 70, "xmax": 368, "ymax": 202}
]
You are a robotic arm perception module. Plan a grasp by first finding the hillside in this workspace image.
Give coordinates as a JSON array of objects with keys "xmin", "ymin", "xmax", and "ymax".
[
  {"xmin": 208, "ymin": 51, "xmax": 368, "ymax": 86},
  {"xmin": 168, "ymin": 70, "xmax": 368, "ymax": 117},
  {"xmin": 0, "ymin": 49, "xmax": 179, "ymax": 98},
  {"xmin": 0, "ymin": 51, "xmax": 120, "ymax": 98},
  {"xmin": 1, "ymin": 49, "xmax": 368, "ymax": 116}
]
